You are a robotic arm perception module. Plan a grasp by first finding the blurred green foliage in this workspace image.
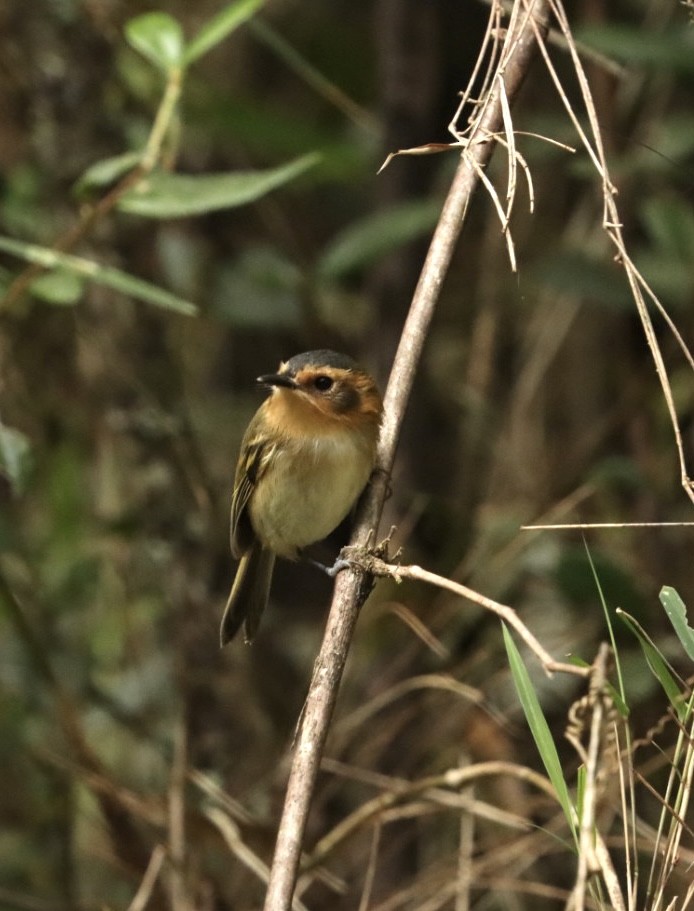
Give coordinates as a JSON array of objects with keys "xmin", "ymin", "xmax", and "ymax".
[{"xmin": 1, "ymin": 0, "xmax": 693, "ymax": 908}]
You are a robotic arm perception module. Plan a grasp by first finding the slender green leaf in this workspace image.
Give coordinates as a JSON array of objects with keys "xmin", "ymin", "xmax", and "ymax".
[
  {"xmin": 617, "ymin": 608, "xmax": 688, "ymax": 720},
  {"xmin": 184, "ymin": 0, "xmax": 266, "ymax": 66},
  {"xmin": 582, "ymin": 540, "xmax": 629, "ymax": 710},
  {"xmin": 575, "ymin": 765, "xmax": 586, "ymax": 822},
  {"xmin": 317, "ymin": 199, "xmax": 442, "ymax": 280},
  {"xmin": 75, "ymin": 152, "xmax": 142, "ymax": 195},
  {"xmin": 502, "ymin": 624, "xmax": 577, "ymax": 838},
  {"xmin": 660, "ymin": 586, "xmax": 694, "ymax": 662},
  {"xmin": 0, "ymin": 422, "xmax": 32, "ymax": 495},
  {"xmin": 0, "ymin": 236, "xmax": 196, "ymax": 316},
  {"xmin": 606, "ymin": 682, "xmax": 629, "ymax": 720},
  {"xmin": 125, "ymin": 13, "xmax": 184, "ymax": 73},
  {"xmin": 118, "ymin": 153, "xmax": 319, "ymax": 218}
]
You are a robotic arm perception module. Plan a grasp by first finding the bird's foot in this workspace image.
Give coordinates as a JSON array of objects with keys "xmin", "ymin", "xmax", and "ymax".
[
  {"xmin": 306, "ymin": 556, "xmax": 354, "ymax": 578},
  {"xmin": 304, "ymin": 528, "xmax": 402, "ymax": 581}
]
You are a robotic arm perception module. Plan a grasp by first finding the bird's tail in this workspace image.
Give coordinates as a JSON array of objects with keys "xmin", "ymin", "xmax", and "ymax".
[{"xmin": 220, "ymin": 543, "xmax": 275, "ymax": 646}]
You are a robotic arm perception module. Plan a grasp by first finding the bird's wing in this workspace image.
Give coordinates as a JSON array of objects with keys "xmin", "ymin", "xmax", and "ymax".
[{"xmin": 230, "ymin": 434, "xmax": 273, "ymax": 558}]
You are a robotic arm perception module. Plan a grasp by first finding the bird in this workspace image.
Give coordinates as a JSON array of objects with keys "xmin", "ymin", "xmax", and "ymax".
[{"xmin": 220, "ymin": 349, "xmax": 383, "ymax": 646}]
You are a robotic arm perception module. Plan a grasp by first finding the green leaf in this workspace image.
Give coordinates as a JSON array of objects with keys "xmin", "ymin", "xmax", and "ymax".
[
  {"xmin": 0, "ymin": 235, "xmax": 196, "ymax": 316},
  {"xmin": 617, "ymin": 609, "xmax": 688, "ymax": 721},
  {"xmin": 502, "ymin": 624, "xmax": 577, "ymax": 838},
  {"xmin": 660, "ymin": 586, "xmax": 694, "ymax": 663},
  {"xmin": 0, "ymin": 422, "xmax": 32, "ymax": 495},
  {"xmin": 581, "ymin": 540, "xmax": 631, "ymax": 713},
  {"xmin": 184, "ymin": 0, "xmax": 266, "ymax": 66},
  {"xmin": 606, "ymin": 682, "xmax": 629, "ymax": 721},
  {"xmin": 125, "ymin": 12, "xmax": 184, "ymax": 73},
  {"xmin": 75, "ymin": 152, "xmax": 141, "ymax": 195},
  {"xmin": 30, "ymin": 268, "xmax": 84, "ymax": 306},
  {"xmin": 118, "ymin": 153, "xmax": 319, "ymax": 218},
  {"xmin": 317, "ymin": 199, "xmax": 442, "ymax": 280}
]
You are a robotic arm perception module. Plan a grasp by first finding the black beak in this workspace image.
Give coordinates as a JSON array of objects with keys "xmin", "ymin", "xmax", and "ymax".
[{"xmin": 257, "ymin": 372, "xmax": 298, "ymax": 390}]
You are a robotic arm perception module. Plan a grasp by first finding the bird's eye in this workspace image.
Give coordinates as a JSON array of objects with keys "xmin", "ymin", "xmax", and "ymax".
[{"xmin": 313, "ymin": 375, "xmax": 334, "ymax": 392}]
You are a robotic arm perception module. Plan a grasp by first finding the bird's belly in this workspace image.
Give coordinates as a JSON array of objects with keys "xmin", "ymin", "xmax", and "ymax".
[{"xmin": 249, "ymin": 435, "xmax": 372, "ymax": 558}]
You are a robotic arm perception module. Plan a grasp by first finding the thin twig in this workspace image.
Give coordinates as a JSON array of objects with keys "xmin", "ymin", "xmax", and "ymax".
[
  {"xmin": 565, "ymin": 644, "xmax": 615, "ymax": 910},
  {"xmin": 357, "ymin": 559, "xmax": 587, "ymax": 679},
  {"xmin": 523, "ymin": 522, "xmax": 694, "ymax": 530},
  {"xmin": 455, "ymin": 754, "xmax": 475, "ymax": 911},
  {"xmin": 304, "ymin": 761, "xmax": 549, "ymax": 872},
  {"xmin": 261, "ymin": 4, "xmax": 552, "ymax": 908},
  {"xmin": 204, "ymin": 807, "xmax": 312, "ymax": 911},
  {"xmin": 127, "ymin": 846, "xmax": 167, "ymax": 911},
  {"xmin": 535, "ymin": 0, "xmax": 694, "ymax": 504},
  {"xmin": 357, "ymin": 822, "xmax": 381, "ymax": 911}
]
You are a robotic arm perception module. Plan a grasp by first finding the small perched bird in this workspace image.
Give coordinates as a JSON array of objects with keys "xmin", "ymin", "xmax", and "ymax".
[{"xmin": 221, "ymin": 350, "xmax": 383, "ymax": 646}]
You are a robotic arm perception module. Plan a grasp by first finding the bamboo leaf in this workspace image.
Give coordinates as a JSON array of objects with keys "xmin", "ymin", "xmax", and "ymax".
[
  {"xmin": 503, "ymin": 624, "xmax": 577, "ymax": 838},
  {"xmin": 617, "ymin": 608, "xmax": 688, "ymax": 720},
  {"xmin": 118, "ymin": 153, "xmax": 319, "ymax": 218},
  {"xmin": 0, "ymin": 236, "xmax": 196, "ymax": 315}
]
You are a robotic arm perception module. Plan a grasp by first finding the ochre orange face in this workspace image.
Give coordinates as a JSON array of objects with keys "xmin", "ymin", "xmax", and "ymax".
[{"xmin": 261, "ymin": 362, "xmax": 382, "ymax": 435}]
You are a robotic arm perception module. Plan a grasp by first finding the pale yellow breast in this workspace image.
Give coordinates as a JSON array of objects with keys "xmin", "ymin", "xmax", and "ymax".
[{"xmin": 249, "ymin": 431, "xmax": 375, "ymax": 558}]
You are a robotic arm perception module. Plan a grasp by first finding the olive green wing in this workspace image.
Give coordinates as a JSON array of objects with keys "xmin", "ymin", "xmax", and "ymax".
[{"xmin": 230, "ymin": 431, "xmax": 273, "ymax": 558}]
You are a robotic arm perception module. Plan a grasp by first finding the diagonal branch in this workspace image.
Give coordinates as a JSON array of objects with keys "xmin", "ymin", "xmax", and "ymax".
[{"xmin": 261, "ymin": 2, "xmax": 551, "ymax": 909}]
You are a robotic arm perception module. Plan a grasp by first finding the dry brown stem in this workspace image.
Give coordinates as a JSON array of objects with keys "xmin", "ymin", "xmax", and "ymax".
[
  {"xmin": 261, "ymin": 3, "xmax": 551, "ymax": 908},
  {"xmin": 352, "ymin": 557, "xmax": 589, "ymax": 679},
  {"xmin": 530, "ymin": 0, "xmax": 694, "ymax": 505}
]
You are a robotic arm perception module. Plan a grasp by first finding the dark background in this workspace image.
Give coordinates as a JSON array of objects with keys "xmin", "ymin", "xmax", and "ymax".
[{"xmin": 1, "ymin": 1, "xmax": 693, "ymax": 908}]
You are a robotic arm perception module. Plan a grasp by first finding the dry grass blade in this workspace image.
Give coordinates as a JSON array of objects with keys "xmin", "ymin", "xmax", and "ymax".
[
  {"xmin": 204, "ymin": 806, "xmax": 311, "ymax": 911},
  {"xmin": 565, "ymin": 645, "xmax": 626, "ymax": 911},
  {"xmin": 188, "ymin": 769, "xmax": 259, "ymax": 825},
  {"xmin": 523, "ymin": 522, "xmax": 694, "ymax": 530},
  {"xmin": 384, "ymin": 602, "xmax": 450, "ymax": 658},
  {"xmin": 465, "ymin": 152, "xmax": 517, "ymax": 270},
  {"xmin": 126, "ymin": 845, "xmax": 168, "ymax": 911},
  {"xmin": 357, "ymin": 822, "xmax": 381, "ymax": 911},
  {"xmin": 448, "ymin": 0, "xmax": 503, "ymax": 142},
  {"xmin": 353, "ymin": 558, "xmax": 589, "ymax": 678},
  {"xmin": 335, "ymin": 673, "xmax": 487, "ymax": 743},
  {"xmin": 611, "ymin": 721, "xmax": 639, "ymax": 911},
  {"xmin": 538, "ymin": 0, "xmax": 694, "ymax": 505},
  {"xmin": 304, "ymin": 760, "xmax": 551, "ymax": 873},
  {"xmin": 323, "ymin": 760, "xmax": 533, "ymax": 830},
  {"xmin": 497, "ymin": 74, "xmax": 518, "ymax": 223},
  {"xmin": 263, "ymin": 4, "xmax": 554, "ymax": 907},
  {"xmin": 649, "ymin": 703, "xmax": 694, "ymax": 908},
  {"xmin": 455, "ymin": 755, "xmax": 475, "ymax": 911},
  {"xmin": 490, "ymin": 133, "xmax": 535, "ymax": 213}
]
